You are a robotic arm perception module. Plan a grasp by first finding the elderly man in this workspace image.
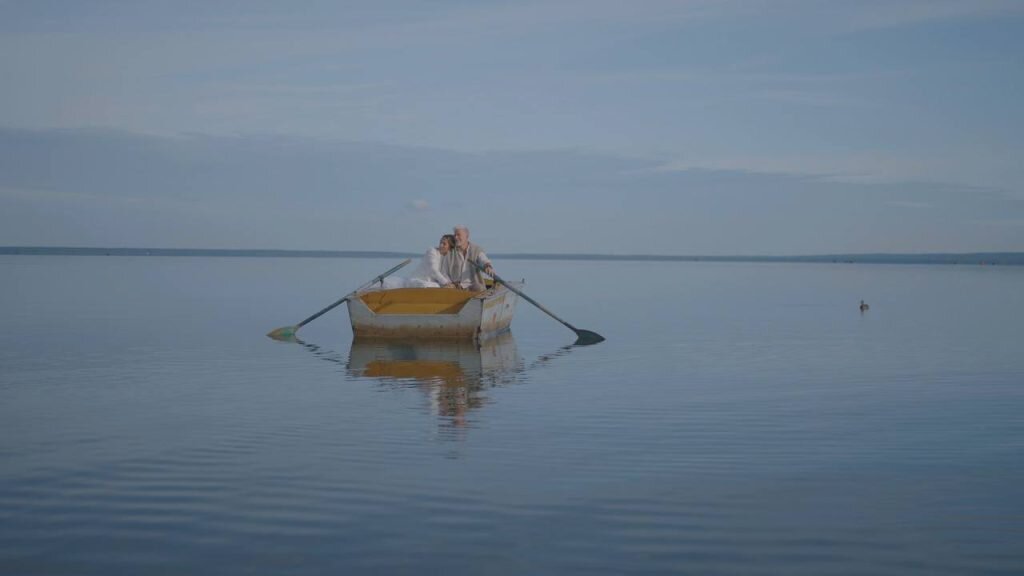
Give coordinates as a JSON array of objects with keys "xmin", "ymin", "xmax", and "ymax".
[{"xmin": 446, "ymin": 225, "xmax": 495, "ymax": 291}]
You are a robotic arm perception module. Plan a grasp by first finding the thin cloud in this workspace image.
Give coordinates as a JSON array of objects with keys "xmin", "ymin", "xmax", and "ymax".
[
  {"xmin": 2, "ymin": 128, "xmax": 1022, "ymax": 253},
  {"xmin": 842, "ymin": 0, "xmax": 1024, "ymax": 31},
  {"xmin": 886, "ymin": 200, "xmax": 932, "ymax": 209},
  {"xmin": 752, "ymin": 89, "xmax": 870, "ymax": 109},
  {"xmin": 654, "ymin": 149, "xmax": 1022, "ymax": 192}
]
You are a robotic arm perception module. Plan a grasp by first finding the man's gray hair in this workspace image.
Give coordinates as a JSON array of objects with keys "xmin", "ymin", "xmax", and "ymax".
[{"xmin": 453, "ymin": 225, "xmax": 469, "ymax": 235}]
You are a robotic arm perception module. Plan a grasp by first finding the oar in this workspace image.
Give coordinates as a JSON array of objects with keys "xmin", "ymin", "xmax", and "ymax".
[
  {"xmin": 267, "ymin": 259, "xmax": 411, "ymax": 341},
  {"xmin": 469, "ymin": 260, "xmax": 605, "ymax": 346}
]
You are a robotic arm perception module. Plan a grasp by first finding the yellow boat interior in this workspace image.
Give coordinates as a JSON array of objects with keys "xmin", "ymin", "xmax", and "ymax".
[{"xmin": 358, "ymin": 288, "xmax": 481, "ymax": 315}]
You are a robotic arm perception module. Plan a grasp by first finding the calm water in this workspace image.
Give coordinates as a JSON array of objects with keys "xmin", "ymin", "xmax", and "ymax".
[{"xmin": 2, "ymin": 256, "xmax": 1023, "ymax": 575}]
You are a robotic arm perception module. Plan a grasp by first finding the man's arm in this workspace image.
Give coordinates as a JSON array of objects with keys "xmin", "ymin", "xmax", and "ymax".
[{"xmin": 476, "ymin": 250, "xmax": 495, "ymax": 276}]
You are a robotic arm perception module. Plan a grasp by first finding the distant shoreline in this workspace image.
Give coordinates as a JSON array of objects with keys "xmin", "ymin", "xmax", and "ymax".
[{"xmin": 2, "ymin": 246, "xmax": 1022, "ymax": 266}]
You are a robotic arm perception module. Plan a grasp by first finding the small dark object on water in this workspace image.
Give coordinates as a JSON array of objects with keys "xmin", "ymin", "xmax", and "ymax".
[{"xmin": 860, "ymin": 300, "xmax": 870, "ymax": 312}]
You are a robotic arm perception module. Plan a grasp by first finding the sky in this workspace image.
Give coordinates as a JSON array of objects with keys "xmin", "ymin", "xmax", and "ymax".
[{"xmin": 1, "ymin": 0, "xmax": 1022, "ymax": 255}]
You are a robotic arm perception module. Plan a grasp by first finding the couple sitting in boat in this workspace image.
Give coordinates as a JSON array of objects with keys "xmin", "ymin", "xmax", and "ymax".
[{"xmin": 387, "ymin": 225, "xmax": 496, "ymax": 292}]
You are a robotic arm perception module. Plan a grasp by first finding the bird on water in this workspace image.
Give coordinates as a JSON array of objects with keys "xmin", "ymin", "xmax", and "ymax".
[{"xmin": 859, "ymin": 300, "xmax": 870, "ymax": 312}]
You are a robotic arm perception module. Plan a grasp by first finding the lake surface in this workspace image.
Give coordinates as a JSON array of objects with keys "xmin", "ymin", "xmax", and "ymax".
[{"xmin": 2, "ymin": 256, "xmax": 1022, "ymax": 575}]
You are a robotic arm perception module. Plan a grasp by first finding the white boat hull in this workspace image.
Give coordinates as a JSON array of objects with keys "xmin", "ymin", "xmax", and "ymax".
[{"xmin": 347, "ymin": 283, "xmax": 521, "ymax": 341}]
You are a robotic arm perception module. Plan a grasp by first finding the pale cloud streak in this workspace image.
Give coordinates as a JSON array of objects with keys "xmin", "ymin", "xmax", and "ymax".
[
  {"xmin": 656, "ymin": 147, "xmax": 1024, "ymax": 193},
  {"xmin": 839, "ymin": 0, "xmax": 1024, "ymax": 31},
  {"xmin": 3, "ymin": 128, "xmax": 1022, "ymax": 254}
]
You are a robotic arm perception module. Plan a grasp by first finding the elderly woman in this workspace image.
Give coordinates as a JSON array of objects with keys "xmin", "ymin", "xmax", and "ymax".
[
  {"xmin": 381, "ymin": 234, "xmax": 456, "ymax": 289},
  {"xmin": 407, "ymin": 234, "xmax": 456, "ymax": 287}
]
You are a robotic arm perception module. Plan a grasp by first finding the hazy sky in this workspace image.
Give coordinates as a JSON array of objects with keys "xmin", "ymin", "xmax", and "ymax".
[{"xmin": 1, "ymin": 0, "xmax": 1022, "ymax": 254}]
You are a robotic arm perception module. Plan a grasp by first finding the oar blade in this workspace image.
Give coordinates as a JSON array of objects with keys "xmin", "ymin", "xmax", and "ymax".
[
  {"xmin": 267, "ymin": 325, "xmax": 299, "ymax": 342},
  {"xmin": 265, "ymin": 259, "xmax": 412, "ymax": 344},
  {"xmin": 573, "ymin": 329, "xmax": 605, "ymax": 346}
]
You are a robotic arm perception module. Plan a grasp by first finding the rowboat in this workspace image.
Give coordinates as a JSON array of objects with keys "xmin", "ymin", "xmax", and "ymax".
[
  {"xmin": 268, "ymin": 259, "xmax": 601, "ymax": 345},
  {"xmin": 346, "ymin": 282, "xmax": 522, "ymax": 342}
]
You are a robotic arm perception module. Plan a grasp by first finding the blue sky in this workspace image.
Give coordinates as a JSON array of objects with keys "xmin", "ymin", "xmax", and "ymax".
[{"xmin": 1, "ymin": 0, "xmax": 1022, "ymax": 254}]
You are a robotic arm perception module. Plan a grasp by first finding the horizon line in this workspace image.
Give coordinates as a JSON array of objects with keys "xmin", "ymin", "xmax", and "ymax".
[{"xmin": 1, "ymin": 246, "xmax": 1022, "ymax": 265}]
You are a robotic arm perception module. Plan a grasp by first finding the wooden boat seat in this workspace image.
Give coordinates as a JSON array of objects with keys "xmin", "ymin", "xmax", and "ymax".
[{"xmin": 359, "ymin": 288, "xmax": 480, "ymax": 315}]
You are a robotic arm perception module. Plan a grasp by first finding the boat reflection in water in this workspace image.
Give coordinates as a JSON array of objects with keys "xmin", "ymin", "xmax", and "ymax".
[{"xmin": 347, "ymin": 332, "xmax": 522, "ymax": 426}]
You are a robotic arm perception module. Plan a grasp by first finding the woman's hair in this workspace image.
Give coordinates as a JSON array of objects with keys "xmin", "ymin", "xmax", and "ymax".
[{"xmin": 441, "ymin": 234, "xmax": 456, "ymax": 249}]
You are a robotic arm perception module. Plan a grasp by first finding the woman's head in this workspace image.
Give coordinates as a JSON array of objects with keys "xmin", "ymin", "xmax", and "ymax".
[{"xmin": 438, "ymin": 234, "xmax": 456, "ymax": 255}]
